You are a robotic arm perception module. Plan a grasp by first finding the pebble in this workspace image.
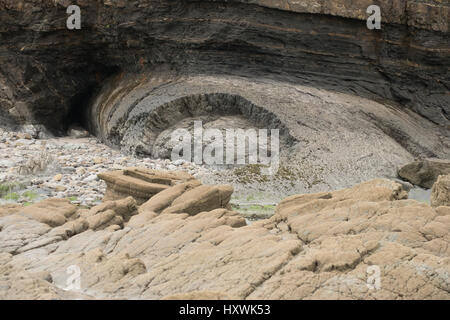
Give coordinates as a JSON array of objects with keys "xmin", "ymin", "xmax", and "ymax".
[{"xmin": 83, "ymin": 175, "xmax": 98, "ymax": 182}]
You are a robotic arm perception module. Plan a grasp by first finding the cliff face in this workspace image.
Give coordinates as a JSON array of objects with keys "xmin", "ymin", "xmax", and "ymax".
[{"xmin": 0, "ymin": 0, "xmax": 449, "ymax": 132}]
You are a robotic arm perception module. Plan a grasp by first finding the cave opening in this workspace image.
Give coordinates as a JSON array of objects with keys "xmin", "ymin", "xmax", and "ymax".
[
  {"xmin": 65, "ymin": 85, "xmax": 95, "ymax": 131},
  {"xmin": 65, "ymin": 65, "xmax": 121, "ymax": 133}
]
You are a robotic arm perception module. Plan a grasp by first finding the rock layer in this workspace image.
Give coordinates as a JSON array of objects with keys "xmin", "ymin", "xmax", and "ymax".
[
  {"xmin": 97, "ymin": 167, "xmax": 194, "ymax": 204},
  {"xmin": 0, "ymin": 0, "xmax": 449, "ymax": 130}
]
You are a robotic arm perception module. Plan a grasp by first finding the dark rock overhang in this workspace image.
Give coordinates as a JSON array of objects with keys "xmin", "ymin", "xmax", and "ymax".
[{"xmin": 0, "ymin": 0, "xmax": 449, "ymax": 132}]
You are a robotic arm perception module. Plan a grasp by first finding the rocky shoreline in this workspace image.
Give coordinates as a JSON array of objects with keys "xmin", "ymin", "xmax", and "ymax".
[{"xmin": 0, "ymin": 163, "xmax": 449, "ymax": 299}]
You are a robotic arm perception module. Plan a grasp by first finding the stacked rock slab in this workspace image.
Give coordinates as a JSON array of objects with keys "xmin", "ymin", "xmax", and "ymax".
[{"xmin": 97, "ymin": 167, "xmax": 195, "ymax": 204}]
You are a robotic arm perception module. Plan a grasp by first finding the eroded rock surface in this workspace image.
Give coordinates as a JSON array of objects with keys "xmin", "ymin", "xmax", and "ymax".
[{"xmin": 0, "ymin": 170, "xmax": 448, "ymax": 300}]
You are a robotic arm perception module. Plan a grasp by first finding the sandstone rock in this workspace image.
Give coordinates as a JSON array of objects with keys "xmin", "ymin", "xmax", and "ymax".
[
  {"xmin": 139, "ymin": 180, "xmax": 202, "ymax": 214},
  {"xmin": 431, "ymin": 175, "xmax": 450, "ymax": 207},
  {"xmin": 0, "ymin": 215, "xmax": 51, "ymax": 254},
  {"xmin": 398, "ymin": 158, "xmax": 450, "ymax": 189},
  {"xmin": 83, "ymin": 196, "xmax": 138, "ymax": 230},
  {"xmin": 161, "ymin": 184, "xmax": 234, "ymax": 216},
  {"xmin": 86, "ymin": 196, "xmax": 138, "ymax": 221},
  {"xmin": 0, "ymin": 204, "xmax": 22, "ymax": 218},
  {"xmin": 98, "ymin": 168, "xmax": 194, "ymax": 204},
  {"xmin": 0, "ymin": 178, "xmax": 448, "ymax": 299},
  {"xmin": 19, "ymin": 198, "xmax": 77, "ymax": 227}
]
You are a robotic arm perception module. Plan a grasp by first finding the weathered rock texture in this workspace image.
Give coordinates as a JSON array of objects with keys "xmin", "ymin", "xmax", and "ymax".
[
  {"xmin": 0, "ymin": 170, "xmax": 449, "ymax": 300},
  {"xmin": 399, "ymin": 158, "xmax": 450, "ymax": 189}
]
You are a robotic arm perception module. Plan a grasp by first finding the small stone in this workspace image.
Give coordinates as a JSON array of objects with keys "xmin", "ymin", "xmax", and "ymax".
[
  {"xmin": 84, "ymin": 175, "xmax": 98, "ymax": 182},
  {"xmin": 173, "ymin": 159, "xmax": 185, "ymax": 166},
  {"xmin": 53, "ymin": 174, "xmax": 63, "ymax": 182}
]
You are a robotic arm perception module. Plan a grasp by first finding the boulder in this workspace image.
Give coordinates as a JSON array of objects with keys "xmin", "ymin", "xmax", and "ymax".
[
  {"xmin": 398, "ymin": 158, "xmax": 450, "ymax": 189},
  {"xmin": 431, "ymin": 175, "xmax": 450, "ymax": 207}
]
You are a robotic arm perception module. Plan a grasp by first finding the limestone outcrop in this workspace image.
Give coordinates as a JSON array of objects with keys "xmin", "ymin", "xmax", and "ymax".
[{"xmin": 0, "ymin": 170, "xmax": 448, "ymax": 300}]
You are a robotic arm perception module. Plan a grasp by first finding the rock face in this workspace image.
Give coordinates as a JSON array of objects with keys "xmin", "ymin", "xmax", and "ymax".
[
  {"xmin": 0, "ymin": 170, "xmax": 448, "ymax": 300},
  {"xmin": 398, "ymin": 158, "xmax": 450, "ymax": 189},
  {"xmin": 0, "ymin": 0, "xmax": 449, "ymax": 129},
  {"xmin": 431, "ymin": 175, "xmax": 450, "ymax": 207}
]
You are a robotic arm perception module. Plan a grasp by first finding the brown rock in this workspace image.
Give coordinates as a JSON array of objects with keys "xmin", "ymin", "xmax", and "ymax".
[
  {"xmin": 98, "ymin": 168, "xmax": 194, "ymax": 204},
  {"xmin": 139, "ymin": 180, "xmax": 202, "ymax": 214},
  {"xmin": 0, "ymin": 204, "xmax": 22, "ymax": 218},
  {"xmin": 19, "ymin": 198, "xmax": 77, "ymax": 227},
  {"xmin": 162, "ymin": 184, "xmax": 234, "ymax": 216},
  {"xmin": 83, "ymin": 196, "xmax": 138, "ymax": 230},
  {"xmin": 162, "ymin": 291, "xmax": 238, "ymax": 300}
]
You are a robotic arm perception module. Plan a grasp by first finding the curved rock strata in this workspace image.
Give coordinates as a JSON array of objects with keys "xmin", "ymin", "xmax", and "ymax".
[
  {"xmin": 0, "ymin": 0, "xmax": 449, "ymax": 130},
  {"xmin": 88, "ymin": 70, "xmax": 449, "ymax": 195},
  {"xmin": 0, "ymin": 170, "xmax": 449, "ymax": 299}
]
